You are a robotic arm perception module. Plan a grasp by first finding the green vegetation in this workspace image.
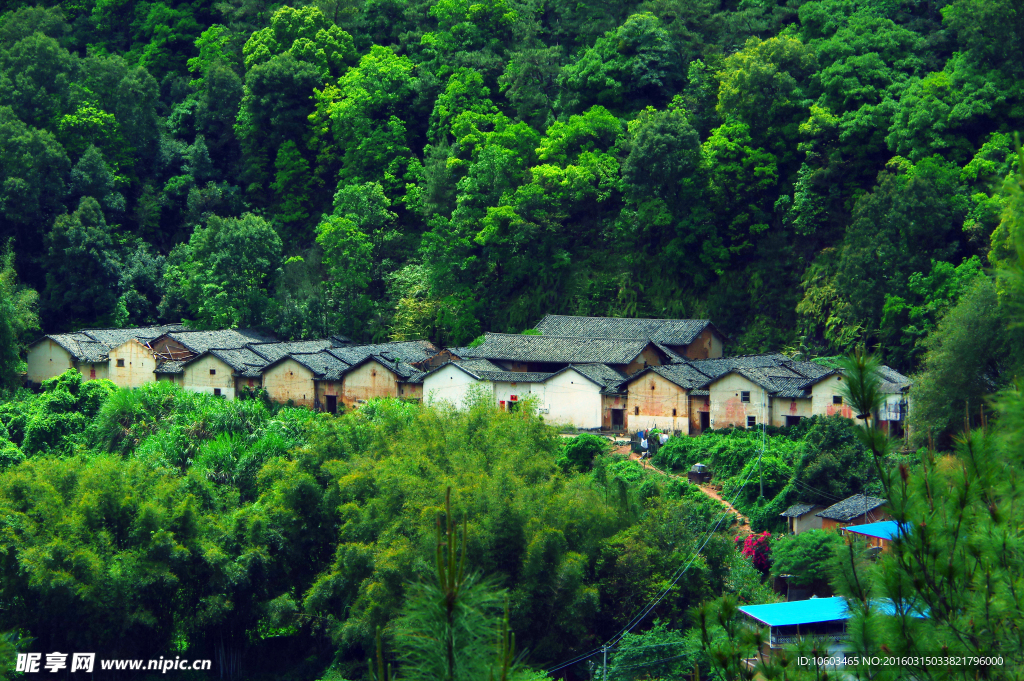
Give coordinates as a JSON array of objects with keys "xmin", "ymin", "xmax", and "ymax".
[
  {"xmin": 0, "ymin": 0, "xmax": 1020, "ymax": 371},
  {"xmin": 0, "ymin": 375, "xmax": 780, "ymax": 679}
]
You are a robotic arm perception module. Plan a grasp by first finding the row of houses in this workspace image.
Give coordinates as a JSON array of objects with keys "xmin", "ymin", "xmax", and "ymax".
[{"xmin": 25, "ymin": 314, "xmax": 911, "ymax": 436}]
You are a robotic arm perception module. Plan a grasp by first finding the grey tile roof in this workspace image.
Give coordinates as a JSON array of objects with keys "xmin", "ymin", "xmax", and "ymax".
[
  {"xmin": 248, "ymin": 339, "xmax": 336, "ymax": 363},
  {"xmin": 780, "ymin": 503, "xmax": 817, "ymax": 518},
  {"xmin": 683, "ymin": 354, "xmax": 843, "ymax": 398},
  {"xmin": 424, "ymin": 361, "xmax": 553, "ymax": 383},
  {"xmin": 630, "ymin": 363, "xmax": 714, "ymax": 391},
  {"xmin": 331, "ymin": 340, "xmax": 439, "ymax": 365},
  {"xmin": 330, "ymin": 334, "xmax": 352, "ymax": 346},
  {"xmin": 565, "ymin": 363, "xmax": 628, "ymax": 392},
  {"xmin": 457, "ymin": 333, "xmax": 652, "ymax": 365},
  {"xmin": 733, "ymin": 366, "xmax": 816, "ymax": 398},
  {"xmin": 686, "ymin": 354, "xmax": 793, "ymax": 381},
  {"xmin": 208, "ymin": 348, "xmax": 273, "ymax": 378},
  {"xmin": 816, "ymin": 494, "xmax": 888, "ymax": 521},
  {"xmin": 287, "ymin": 351, "xmax": 352, "ymax": 381},
  {"xmin": 168, "ymin": 329, "xmax": 276, "ymax": 354},
  {"xmin": 38, "ymin": 324, "xmax": 189, "ymax": 362},
  {"xmin": 877, "ymin": 365, "xmax": 912, "ymax": 393},
  {"xmin": 155, "ymin": 360, "xmax": 186, "ymax": 375},
  {"xmin": 535, "ymin": 315, "xmax": 716, "ymax": 345}
]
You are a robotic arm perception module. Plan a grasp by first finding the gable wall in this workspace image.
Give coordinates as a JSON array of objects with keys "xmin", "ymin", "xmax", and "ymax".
[
  {"xmin": 626, "ymin": 373, "xmax": 690, "ymax": 434},
  {"xmin": 424, "ymin": 364, "xmax": 481, "ymax": 407},
  {"xmin": 602, "ymin": 393, "xmax": 627, "ymax": 431},
  {"xmin": 183, "ymin": 355, "xmax": 237, "ymax": 399},
  {"xmin": 811, "ymin": 375, "xmax": 859, "ymax": 421},
  {"xmin": 683, "ymin": 328, "xmax": 724, "ymax": 360},
  {"xmin": 26, "ymin": 340, "xmax": 75, "ymax": 384},
  {"xmin": 624, "ymin": 345, "xmax": 663, "ymax": 376},
  {"xmin": 107, "ymin": 339, "xmax": 158, "ymax": 389},
  {"xmin": 709, "ymin": 373, "xmax": 770, "ymax": 429},
  {"xmin": 341, "ymin": 361, "xmax": 399, "ymax": 409},
  {"xmin": 543, "ymin": 369, "xmax": 602, "ymax": 429},
  {"xmin": 263, "ymin": 359, "xmax": 316, "ymax": 407}
]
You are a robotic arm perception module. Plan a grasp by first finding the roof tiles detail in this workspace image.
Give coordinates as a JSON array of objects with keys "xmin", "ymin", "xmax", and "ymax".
[
  {"xmin": 535, "ymin": 315, "xmax": 714, "ymax": 346},
  {"xmin": 816, "ymin": 494, "xmax": 888, "ymax": 521},
  {"xmin": 458, "ymin": 333, "xmax": 652, "ymax": 365}
]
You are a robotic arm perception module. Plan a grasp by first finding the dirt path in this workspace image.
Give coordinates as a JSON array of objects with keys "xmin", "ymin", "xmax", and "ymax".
[{"xmin": 615, "ymin": 444, "xmax": 751, "ymax": 536}]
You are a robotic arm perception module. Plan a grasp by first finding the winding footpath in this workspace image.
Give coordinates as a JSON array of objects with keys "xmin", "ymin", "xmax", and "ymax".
[{"xmin": 612, "ymin": 442, "xmax": 752, "ymax": 536}]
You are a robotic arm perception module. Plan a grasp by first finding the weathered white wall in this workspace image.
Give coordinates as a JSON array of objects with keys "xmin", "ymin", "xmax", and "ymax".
[
  {"xmin": 341, "ymin": 360, "xmax": 399, "ymax": 409},
  {"xmin": 543, "ymin": 369, "xmax": 602, "ymax": 429},
  {"xmin": 810, "ymin": 375, "xmax": 862, "ymax": 421},
  {"xmin": 107, "ymin": 339, "xmax": 158, "ymax": 389},
  {"xmin": 183, "ymin": 355, "xmax": 237, "ymax": 400},
  {"xmin": 492, "ymin": 380, "xmax": 541, "ymax": 411},
  {"xmin": 26, "ymin": 340, "xmax": 74, "ymax": 384},
  {"xmin": 424, "ymin": 364, "xmax": 480, "ymax": 407},
  {"xmin": 770, "ymin": 396, "xmax": 813, "ymax": 427},
  {"xmin": 263, "ymin": 359, "xmax": 315, "ymax": 406},
  {"xmin": 709, "ymin": 373, "xmax": 769, "ymax": 429},
  {"xmin": 792, "ymin": 510, "xmax": 824, "ymax": 534},
  {"xmin": 625, "ymin": 372, "xmax": 690, "ymax": 434}
]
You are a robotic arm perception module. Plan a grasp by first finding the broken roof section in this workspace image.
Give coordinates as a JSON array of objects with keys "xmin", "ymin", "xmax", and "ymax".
[
  {"xmin": 33, "ymin": 324, "xmax": 188, "ymax": 362},
  {"xmin": 535, "ymin": 315, "xmax": 719, "ymax": 346}
]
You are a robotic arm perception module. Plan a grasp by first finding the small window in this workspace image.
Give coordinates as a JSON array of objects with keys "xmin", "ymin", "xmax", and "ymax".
[
  {"xmin": 833, "ymin": 395, "xmax": 842, "ymax": 405},
  {"xmin": 747, "ymin": 415, "xmax": 756, "ymax": 428},
  {"xmin": 116, "ymin": 359, "xmax": 125, "ymax": 367},
  {"xmin": 634, "ymin": 406, "xmax": 639, "ymax": 415},
  {"xmin": 741, "ymin": 391, "xmax": 750, "ymax": 403},
  {"xmin": 213, "ymin": 388, "xmax": 221, "ymax": 396},
  {"xmin": 672, "ymin": 408, "xmax": 677, "ymax": 416},
  {"xmin": 210, "ymin": 369, "xmax": 216, "ymax": 375}
]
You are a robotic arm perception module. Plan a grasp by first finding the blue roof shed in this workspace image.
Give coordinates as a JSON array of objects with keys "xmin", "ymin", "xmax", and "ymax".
[
  {"xmin": 845, "ymin": 520, "xmax": 909, "ymax": 542},
  {"xmin": 739, "ymin": 597, "xmax": 849, "ymax": 627}
]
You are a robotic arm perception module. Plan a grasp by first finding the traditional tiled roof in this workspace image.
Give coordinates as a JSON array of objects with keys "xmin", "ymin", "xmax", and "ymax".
[
  {"xmin": 685, "ymin": 354, "xmax": 842, "ymax": 398},
  {"xmin": 876, "ymin": 365, "xmax": 912, "ymax": 393},
  {"xmin": 686, "ymin": 354, "xmax": 793, "ymax": 381},
  {"xmin": 565, "ymin": 363, "xmax": 628, "ymax": 392},
  {"xmin": 628, "ymin": 363, "xmax": 713, "ymax": 391},
  {"xmin": 732, "ymin": 365, "xmax": 816, "ymax": 398},
  {"xmin": 155, "ymin": 360, "xmax": 187, "ymax": 375},
  {"xmin": 167, "ymin": 329, "xmax": 276, "ymax": 354},
  {"xmin": 423, "ymin": 361, "xmax": 553, "ymax": 383},
  {"xmin": 780, "ymin": 503, "xmax": 818, "ymax": 518},
  {"xmin": 330, "ymin": 334, "xmax": 352, "ymax": 346},
  {"xmin": 535, "ymin": 315, "xmax": 718, "ymax": 346},
  {"xmin": 248, "ymin": 339, "xmax": 336, "ymax": 363},
  {"xmin": 33, "ymin": 324, "xmax": 189, "ymax": 362},
  {"xmin": 458, "ymin": 333, "xmax": 653, "ymax": 365},
  {"xmin": 286, "ymin": 351, "xmax": 352, "ymax": 381},
  {"xmin": 816, "ymin": 494, "xmax": 888, "ymax": 521},
  {"xmin": 330, "ymin": 340, "xmax": 439, "ymax": 365}
]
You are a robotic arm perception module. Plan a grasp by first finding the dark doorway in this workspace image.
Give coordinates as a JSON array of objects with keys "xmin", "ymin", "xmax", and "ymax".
[
  {"xmin": 611, "ymin": 409, "xmax": 624, "ymax": 429},
  {"xmin": 326, "ymin": 395, "xmax": 337, "ymax": 414},
  {"xmin": 785, "ymin": 415, "xmax": 802, "ymax": 427},
  {"xmin": 699, "ymin": 412, "xmax": 710, "ymax": 433}
]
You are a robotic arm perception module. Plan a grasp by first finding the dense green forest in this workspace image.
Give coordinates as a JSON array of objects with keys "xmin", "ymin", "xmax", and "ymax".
[{"xmin": 0, "ymin": 0, "xmax": 1021, "ymax": 368}]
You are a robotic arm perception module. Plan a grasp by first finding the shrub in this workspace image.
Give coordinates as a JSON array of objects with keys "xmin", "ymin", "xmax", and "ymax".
[
  {"xmin": 556, "ymin": 433, "xmax": 607, "ymax": 472},
  {"xmin": 771, "ymin": 529, "xmax": 844, "ymax": 587}
]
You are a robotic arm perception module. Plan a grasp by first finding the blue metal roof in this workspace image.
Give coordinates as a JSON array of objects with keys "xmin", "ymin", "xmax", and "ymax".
[
  {"xmin": 740, "ymin": 597, "xmax": 849, "ymax": 626},
  {"xmin": 845, "ymin": 521, "xmax": 908, "ymax": 542},
  {"xmin": 740, "ymin": 597, "xmax": 928, "ymax": 627}
]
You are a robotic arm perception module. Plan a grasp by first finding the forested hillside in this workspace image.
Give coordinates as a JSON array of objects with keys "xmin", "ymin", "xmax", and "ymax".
[{"xmin": 0, "ymin": 0, "xmax": 1021, "ymax": 367}]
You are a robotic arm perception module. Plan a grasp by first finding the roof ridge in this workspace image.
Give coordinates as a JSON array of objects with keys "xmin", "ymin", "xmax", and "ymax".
[
  {"xmin": 540, "ymin": 314, "xmax": 710, "ymax": 322},
  {"xmin": 483, "ymin": 332, "xmax": 652, "ymax": 342}
]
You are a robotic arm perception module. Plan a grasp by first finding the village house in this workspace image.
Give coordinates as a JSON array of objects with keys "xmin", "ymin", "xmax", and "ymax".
[
  {"xmin": 816, "ymin": 494, "xmax": 889, "ymax": 531},
  {"xmin": 779, "ymin": 503, "xmax": 826, "ymax": 535},
  {"xmin": 25, "ymin": 324, "xmax": 185, "ymax": 386},
  {"xmin": 533, "ymin": 315, "xmax": 726, "ymax": 359},
  {"xmin": 261, "ymin": 349, "xmax": 350, "ymax": 409},
  {"xmin": 423, "ymin": 360, "xmax": 625, "ymax": 429},
  {"xmin": 623, "ymin": 363, "xmax": 714, "ymax": 434}
]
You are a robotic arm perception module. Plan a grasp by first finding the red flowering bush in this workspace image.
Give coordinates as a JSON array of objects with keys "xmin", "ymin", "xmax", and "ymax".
[{"xmin": 736, "ymin": 531, "xmax": 772, "ymax": 575}]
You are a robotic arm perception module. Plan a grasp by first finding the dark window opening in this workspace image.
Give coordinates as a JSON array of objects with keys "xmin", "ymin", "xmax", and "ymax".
[
  {"xmin": 116, "ymin": 359, "xmax": 125, "ymax": 367},
  {"xmin": 785, "ymin": 415, "xmax": 802, "ymax": 427},
  {"xmin": 672, "ymin": 408, "xmax": 677, "ymax": 416},
  {"xmin": 634, "ymin": 406, "xmax": 639, "ymax": 415},
  {"xmin": 213, "ymin": 388, "xmax": 222, "ymax": 397},
  {"xmin": 747, "ymin": 415, "xmax": 756, "ymax": 428},
  {"xmin": 741, "ymin": 391, "xmax": 750, "ymax": 403},
  {"xmin": 833, "ymin": 395, "xmax": 842, "ymax": 404},
  {"xmin": 326, "ymin": 395, "xmax": 338, "ymax": 414},
  {"xmin": 210, "ymin": 369, "xmax": 216, "ymax": 375}
]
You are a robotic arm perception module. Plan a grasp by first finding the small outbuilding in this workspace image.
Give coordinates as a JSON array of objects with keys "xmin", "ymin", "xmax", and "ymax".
[
  {"xmin": 687, "ymin": 463, "xmax": 712, "ymax": 484},
  {"xmin": 779, "ymin": 503, "xmax": 825, "ymax": 535}
]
